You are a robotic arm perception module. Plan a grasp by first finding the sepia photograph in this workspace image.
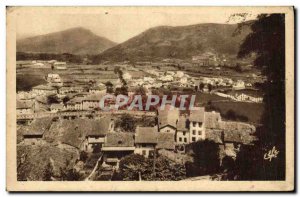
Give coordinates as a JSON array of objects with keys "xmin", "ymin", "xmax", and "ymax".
[{"xmin": 6, "ymin": 6, "xmax": 294, "ymax": 191}]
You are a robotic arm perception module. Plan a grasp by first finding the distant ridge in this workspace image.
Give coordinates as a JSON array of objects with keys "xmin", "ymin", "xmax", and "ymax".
[
  {"xmin": 17, "ymin": 27, "xmax": 117, "ymax": 55},
  {"xmin": 93, "ymin": 22, "xmax": 252, "ymax": 62}
]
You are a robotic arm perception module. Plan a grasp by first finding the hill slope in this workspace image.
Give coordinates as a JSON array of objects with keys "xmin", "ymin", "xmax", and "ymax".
[
  {"xmin": 17, "ymin": 27, "xmax": 117, "ymax": 55},
  {"xmin": 94, "ymin": 23, "xmax": 251, "ymax": 62}
]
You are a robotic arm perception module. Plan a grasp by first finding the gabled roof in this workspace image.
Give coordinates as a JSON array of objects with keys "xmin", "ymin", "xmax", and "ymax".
[
  {"xmin": 89, "ymin": 86, "xmax": 106, "ymax": 90},
  {"xmin": 83, "ymin": 93, "xmax": 105, "ymax": 101},
  {"xmin": 221, "ymin": 121, "xmax": 256, "ymax": 144},
  {"xmin": 135, "ymin": 126, "xmax": 158, "ymax": 144},
  {"xmin": 158, "ymin": 107, "xmax": 179, "ymax": 129},
  {"xmin": 156, "ymin": 133, "xmax": 175, "ymax": 150},
  {"xmin": 104, "ymin": 132, "xmax": 135, "ymax": 147},
  {"xmin": 220, "ymin": 121, "xmax": 255, "ymax": 132},
  {"xmin": 189, "ymin": 107, "xmax": 205, "ymax": 123},
  {"xmin": 50, "ymin": 103, "xmax": 64, "ymax": 110},
  {"xmin": 21, "ymin": 117, "xmax": 53, "ymax": 136},
  {"xmin": 205, "ymin": 129, "xmax": 223, "ymax": 144},
  {"xmin": 32, "ymin": 85, "xmax": 57, "ymax": 90},
  {"xmin": 86, "ymin": 116, "xmax": 113, "ymax": 136},
  {"xmin": 224, "ymin": 130, "xmax": 244, "ymax": 143},
  {"xmin": 68, "ymin": 97, "xmax": 84, "ymax": 104}
]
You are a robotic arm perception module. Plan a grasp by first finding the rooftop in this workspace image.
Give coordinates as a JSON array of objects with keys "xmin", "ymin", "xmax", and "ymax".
[
  {"xmin": 32, "ymin": 85, "xmax": 57, "ymax": 90},
  {"xmin": 220, "ymin": 121, "xmax": 255, "ymax": 132},
  {"xmin": 50, "ymin": 103, "xmax": 64, "ymax": 109},
  {"xmin": 189, "ymin": 107, "xmax": 205, "ymax": 123},
  {"xmin": 135, "ymin": 126, "xmax": 158, "ymax": 144},
  {"xmin": 104, "ymin": 132, "xmax": 135, "ymax": 147},
  {"xmin": 157, "ymin": 132, "xmax": 175, "ymax": 150},
  {"xmin": 83, "ymin": 93, "xmax": 105, "ymax": 101},
  {"xmin": 158, "ymin": 107, "xmax": 179, "ymax": 129},
  {"xmin": 21, "ymin": 117, "xmax": 53, "ymax": 136},
  {"xmin": 86, "ymin": 116, "xmax": 113, "ymax": 136}
]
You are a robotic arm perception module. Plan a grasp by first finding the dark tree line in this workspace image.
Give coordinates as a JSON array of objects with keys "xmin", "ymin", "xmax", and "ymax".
[
  {"xmin": 234, "ymin": 14, "xmax": 286, "ymax": 180},
  {"xmin": 17, "ymin": 52, "xmax": 84, "ymax": 63}
]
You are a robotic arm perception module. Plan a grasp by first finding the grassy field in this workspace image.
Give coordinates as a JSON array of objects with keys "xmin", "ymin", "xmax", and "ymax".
[
  {"xmin": 16, "ymin": 64, "xmax": 119, "ymax": 91},
  {"xmin": 195, "ymin": 92, "xmax": 230, "ymax": 106},
  {"xmin": 211, "ymin": 101, "xmax": 264, "ymax": 124},
  {"xmin": 194, "ymin": 92, "xmax": 264, "ymax": 124}
]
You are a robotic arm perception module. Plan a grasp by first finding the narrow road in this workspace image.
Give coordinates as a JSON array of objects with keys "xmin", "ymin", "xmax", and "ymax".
[{"xmin": 84, "ymin": 153, "xmax": 103, "ymax": 181}]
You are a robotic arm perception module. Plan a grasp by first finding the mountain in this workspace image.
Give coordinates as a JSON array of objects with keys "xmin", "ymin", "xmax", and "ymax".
[
  {"xmin": 17, "ymin": 27, "xmax": 117, "ymax": 55},
  {"xmin": 93, "ymin": 22, "xmax": 252, "ymax": 62}
]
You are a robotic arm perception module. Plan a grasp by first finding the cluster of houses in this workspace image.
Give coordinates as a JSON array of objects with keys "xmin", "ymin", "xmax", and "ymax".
[
  {"xmin": 17, "ymin": 60, "xmax": 67, "ymax": 69},
  {"xmin": 196, "ymin": 77, "xmax": 252, "ymax": 90},
  {"xmin": 17, "ymin": 72, "xmax": 108, "ymax": 114},
  {"xmin": 124, "ymin": 70, "xmax": 194, "ymax": 89},
  {"xmin": 122, "ymin": 66, "xmax": 253, "ymax": 93},
  {"xmin": 19, "ymin": 106, "xmax": 256, "ymax": 168},
  {"xmin": 191, "ymin": 52, "xmax": 227, "ymax": 67},
  {"xmin": 214, "ymin": 90, "xmax": 263, "ymax": 103}
]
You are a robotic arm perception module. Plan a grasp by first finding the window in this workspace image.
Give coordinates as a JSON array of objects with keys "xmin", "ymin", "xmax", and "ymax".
[
  {"xmin": 184, "ymin": 138, "xmax": 187, "ymax": 143},
  {"xmin": 192, "ymin": 137, "xmax": 196, "ymax": 142},
  {"xmin": 183, "ymin": 131, "xmax": 186, "ymax": 136},
  {"xmin": 179, "ymin": 137, "xmax": 182, "ymax": 142},
  {"xmin": 199, "ymin": 122, "xmax": 203, "ymax": 127},
  {"xmin": 198, "ymin": 131, "xmax": 202, "ymax": 135},
  {"xmin": 193, "ymin": 122, "xmax": 196, "ymax": 127},
  {"xmin": 192, "ymin": 130, "xmax": 196, "ymax": 135}
]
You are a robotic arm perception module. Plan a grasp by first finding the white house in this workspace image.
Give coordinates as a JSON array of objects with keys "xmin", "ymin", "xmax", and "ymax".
[
  {"xmin": 50, "ymin": 103, "xmax": 64, "ymax": 113},
  {"xmin": 134, "ymin": 126, "xmax": 158, "ymax": 158},
  {"xmin": 176, "ymin": 116, "xmax": 190, "ymax": 144},
  {"xmin": 233, "ymin": 80, "xmax": 246, "ymax": 90},
  {"xmin": 89, "ymin": 86, "xmax": 106, "ymax": 94},
  {"xmin": 188, "ymin": 107, "xmax": 205, "ymax": 142},
  {"xmin": 17, "ymin": 100, "xmax": 34, "ymax": 115},
  {"xmin": 32, "ymin": 85, "xmax": 57, "ymax": 95}
]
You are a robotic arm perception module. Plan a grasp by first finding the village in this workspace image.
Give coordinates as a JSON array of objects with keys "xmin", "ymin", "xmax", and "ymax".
[{"xmin": 16, "ymin": 57, "xmax": 262, "ymax": 181}]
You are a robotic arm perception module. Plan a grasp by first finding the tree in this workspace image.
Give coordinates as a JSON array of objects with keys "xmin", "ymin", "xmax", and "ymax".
[
  {"xmin": 59, "ymin": 159, "xmax": 82, "ymax": 181},
  {"xmin": 42, "ymin": 162, "xmax": 54, "ymax": 181},
  {"xmin": 186, "ymin": 140, "xmax": 220, "ymax": 176},
  {"xmin": 117, "ymin": 154, "xmax": 186, "ymax": 181},
  {"xmin": 134, "ymin": 86, "xmax": 147, "ymax": 96},
  {"xmin": 105, "ymin": 81, "xmax": 114, "ymax": 93},
  {"xmin": 59, "ymin": 167, "xmax": 81, "ymax": 181},
  {"xmin": 199, "ymin": 83, "xmax": 205, "ymax": 91},
  {"xmin": 62, "ymin": 96, "xmax": 70, "ymax": 104},
  {"xmin": 225, "ymin": 109, "xmax": 237, "ymax": 120},
  {"xmin": 79, "ymin": 151, "xmax": 88, "ymax": 162},
  {"xmin": 236, "ymin": 14, "xmax": 286, "ymax": 180},
  {"xmin": 118, "ymin": 154, "xmax": 146, "ymax": 180},
  {"xmin": 115, "ymin": 86, "xmax": 128, "ymax": 96},
  {"xmin": 47, "ymin": 95, "xmax": 60, "ymax": 104},
  {"xmin": 115, "ymin": 114, "xmax": 136, "ymax": 132},
  {"xmin": 235, "ymin": 63, "xmax": 243, "ymax": 72},
  {"xmin": 207, "ymin": 84, "xmax": 213, "ymax": 92}
]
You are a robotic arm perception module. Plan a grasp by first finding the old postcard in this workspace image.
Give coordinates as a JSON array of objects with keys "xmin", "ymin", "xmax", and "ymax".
[{"xmin": 6, "ymin": 6, "xmax": 294, "ymax": 191}]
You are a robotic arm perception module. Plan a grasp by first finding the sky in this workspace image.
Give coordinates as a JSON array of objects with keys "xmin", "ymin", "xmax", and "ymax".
[{"xmin": 15, "ymin": 7, "xmax": 259, "ymax": 43}]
